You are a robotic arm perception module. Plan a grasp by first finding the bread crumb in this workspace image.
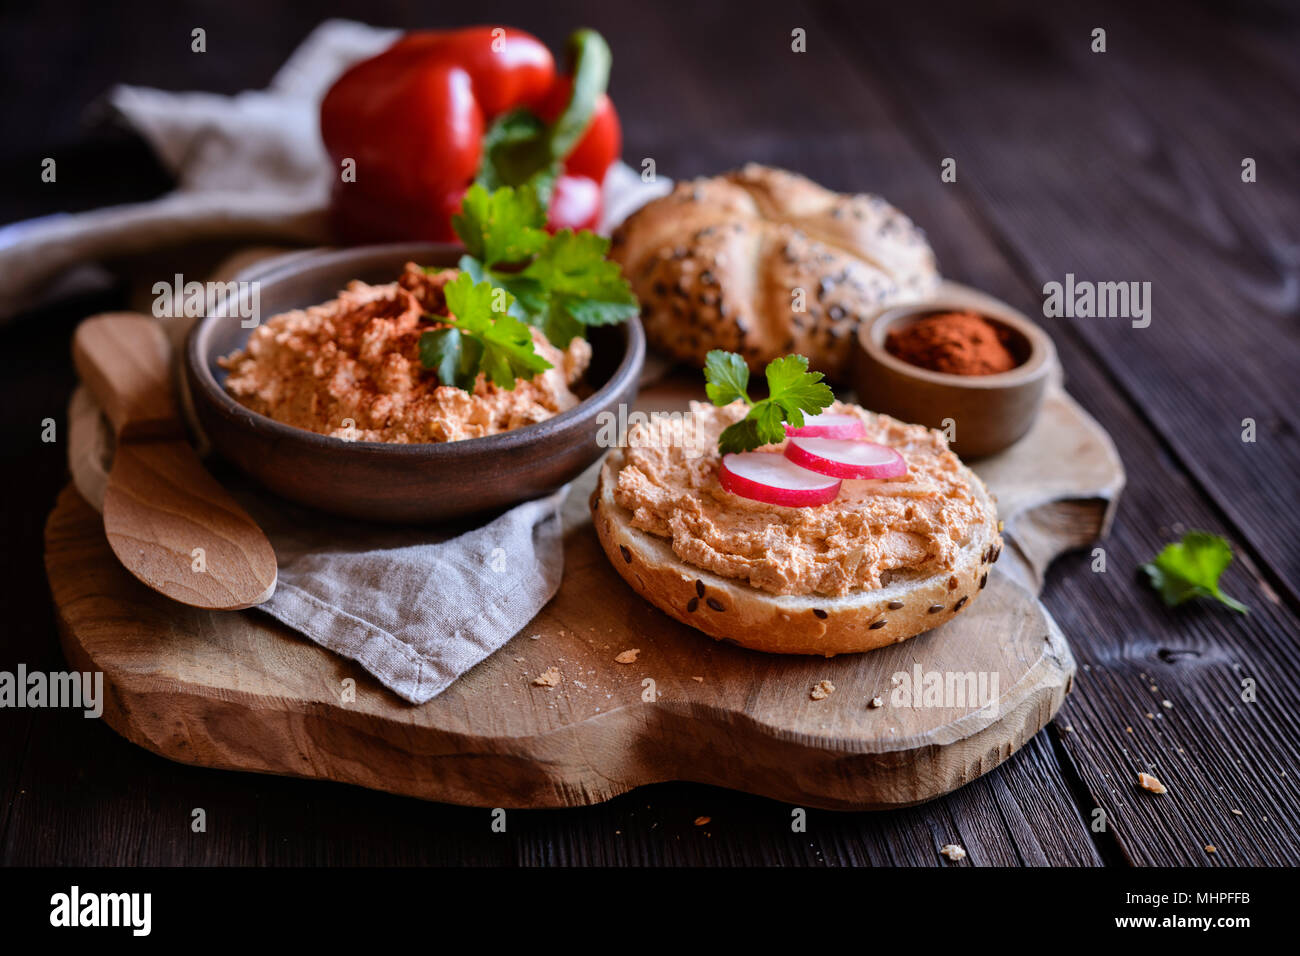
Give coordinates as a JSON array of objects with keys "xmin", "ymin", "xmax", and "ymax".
[
  {"xmin": 614, "ymin": 649, "xmax": 640, "ymax": 664},
  {"xmin": 692, "ymin": 676, "xmax": 704, "ymax": 682},
  {"xmin": 939, "ymin": 843, "xmax": 966, "ymax": 861},
  {"xmin": 1230, "ymin": 808, "xmax": 1243, "ymax": 816},
  {"xmin": 694, "ymin": 816, "xmax": 711, "ymax": 827},
  {"xmin": 1138, "ymin": 772, "xmax": 1167, "ymax": 794},
  {"xmin": 1204, "ymin": 844, "xmax": 1216, "ymax": 854},
  {"xmin": 528, "ymin": 633, "xmax": 541, "ymax": 640},
  {"xmin": 869, "ymin": 696, "xmax": 884, "ymax": 709},
  {"xmin": 532, "ymin": 667, "xmax": 561, "ymax": 688},
  {"xmin": 1063, "ymin": 724, "xmax": 1075, "ymax": 733},
  {"xmin": 811, "ymin": 680, "xmax": 835, "ymax": 700},
  {"xmin": 1162, "ymin": 700, "xmax": 1173, "ymax": 709}
]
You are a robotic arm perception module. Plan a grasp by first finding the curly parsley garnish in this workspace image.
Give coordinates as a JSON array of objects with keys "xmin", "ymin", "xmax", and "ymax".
[
  {"xmin": 704, "ymin": 350, "xmax": 834, "ymax": 454},
  {"xmin": 1140, "ymin": 531, "xmax": 1249, "ymax": 614}
]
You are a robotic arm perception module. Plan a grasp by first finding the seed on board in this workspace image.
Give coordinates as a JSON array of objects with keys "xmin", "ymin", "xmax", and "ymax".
[
  {"xmin": 620, "ymin": 545, "xmax": 632, "ymax": 563},
  {"xmin": 928, "ymin": 604, "xmax": 945, "ymax": 614},
  {"xmin": 869, "ymin": 696, "xmax": 884, "ymax": 708},
  {"xmin": 813, "ymin": 608, "xmax": 828, "ymax": 619},
  {"xmin": 706, "ymin": 598, "xmax": 725, "ymax": 612},
  {"xmin": 614, "ymin": 649, "xmax": 640, "ymax": 665},
  {"xmin": 810, "ymin": 680, "xmax": 835, "ymax": 700},
  {"xmin": 869, "ymin": 619, "xmax": 888, "ymax": 630},
  {"xmin": 939, "ymin": 844, "xmax": 967, "ymax": 862}
]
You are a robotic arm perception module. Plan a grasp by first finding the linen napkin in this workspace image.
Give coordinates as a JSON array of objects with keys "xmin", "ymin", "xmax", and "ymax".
[
  {"xmin": 67, "ymin": 385, "xmax": 567, "ymax": 704},
  {"xmin": 0, "ymin": 18, "xmax": 670, "ymax": 320}
]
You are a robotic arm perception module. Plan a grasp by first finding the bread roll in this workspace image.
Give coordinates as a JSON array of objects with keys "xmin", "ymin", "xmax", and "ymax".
[
  {"xmin": 610, "ymin": 164, "xmax": 940, "ymax": 379},
  {"xmin": 592, "ymin": 451, "xmax": 1002, "ymax": 656}
]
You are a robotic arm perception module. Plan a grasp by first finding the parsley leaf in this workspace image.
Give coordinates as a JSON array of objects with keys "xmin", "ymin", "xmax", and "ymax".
[
  {"xmin": 704, "ymin": 350, "xmax": 751, "ymax": 406},
  {"xmin": 704, "ymin": 351, "xmax": 834, "ymax": 454},
  {"xmin": 419, "ymin": 273, "xmax": 552, "ymax": 393},
  {"xmin": 451, "ymin": 183, "xmax": 548, "ymax": 268},
  {"xmin": 765, "ymin": 354, "xmax": 833, "ymax": 429},
  {"xmin": 1140, "ymin": 531, "xmax": 1249, "ymax": 614},
  {"xmin": 450, "ymin": 189, "xmax": 639, "ymax": 349},
  {"xmin": 519, "ymin": 230, "xmax": 638, "ymax": 345}
]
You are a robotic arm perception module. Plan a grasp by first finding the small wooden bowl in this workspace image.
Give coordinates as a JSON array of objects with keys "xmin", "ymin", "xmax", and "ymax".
[
  {"xmin": 185, "ymin": 243, "xmax": 644, "ymax": 523},
  {"xmin": 850, "ymin": 289, "xmax": 1056, "ymax": 458}
]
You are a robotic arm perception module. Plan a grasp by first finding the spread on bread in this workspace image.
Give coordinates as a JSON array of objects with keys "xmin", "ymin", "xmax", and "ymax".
[
  {"xmin": 610, "ymin": 163, "xmax": 940, "ymax": 379},
  {"xmin": 591, "ymin": 343, "xmax": 1000, "ymax": 656},
  {"xmin": 611, "ymin": 401, "xmax": 987, "ymax": 598}
]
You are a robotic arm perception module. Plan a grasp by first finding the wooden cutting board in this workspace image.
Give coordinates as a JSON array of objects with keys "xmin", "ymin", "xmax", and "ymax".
[{"xmin": 44, "ymin": 371, "xmax": 1122, "ymax": 810}]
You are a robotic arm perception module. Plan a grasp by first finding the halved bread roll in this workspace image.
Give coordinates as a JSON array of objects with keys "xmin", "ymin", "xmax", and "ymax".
[
  {"xmin": 591, "ymin": 444, "xmax": 1002, "ymax": 657},
  {"xmin": 610, "ymin": 164, "xmax": 940, "ymax": 380}
]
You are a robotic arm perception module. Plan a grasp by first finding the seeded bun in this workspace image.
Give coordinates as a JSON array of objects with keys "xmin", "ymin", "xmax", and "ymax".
[
  {"xmin": 609, "ymin": 163, "xmax": 940, "ymax": 381},
  {"xmin": 591, "ymin": 450, "xmax": 1002, "ymax": 656}
]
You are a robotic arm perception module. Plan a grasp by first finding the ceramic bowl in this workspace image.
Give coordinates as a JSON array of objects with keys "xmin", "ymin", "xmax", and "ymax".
[
  {"xmin": 185, "ymin": 242, "xmax": 644, "ymax": 523},
  {"xmin": 850, "ymin": 289, "xmax": 1057, "ymax": 458}
]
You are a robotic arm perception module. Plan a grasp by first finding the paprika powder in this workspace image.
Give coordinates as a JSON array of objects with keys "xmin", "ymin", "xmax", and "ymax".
[{"xmin": 885, "ymin": 310, "xmax": 1020, "ymax": 376}]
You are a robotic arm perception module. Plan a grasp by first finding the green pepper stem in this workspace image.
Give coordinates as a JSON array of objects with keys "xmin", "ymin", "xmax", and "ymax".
[{"xmin": 546, "ymin": 28, "xmax": 611, "ymax": 164}]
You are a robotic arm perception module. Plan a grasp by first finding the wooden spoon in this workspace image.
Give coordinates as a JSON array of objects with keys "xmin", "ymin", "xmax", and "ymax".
[{"xmin": 73, "ymin": 313, "xmax": 277, "ymax": 610}]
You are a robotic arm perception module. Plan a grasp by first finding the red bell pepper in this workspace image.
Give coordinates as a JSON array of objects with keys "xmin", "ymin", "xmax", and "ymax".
[{"xmin": 321, "ymin": 26, "xmax": 622, "ymax": 243}]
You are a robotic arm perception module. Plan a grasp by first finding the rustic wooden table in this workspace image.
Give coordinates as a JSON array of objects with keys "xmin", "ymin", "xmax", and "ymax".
[{"xmin": 2, "ymin": 0, "xmax": 1297, "ymax": 866}]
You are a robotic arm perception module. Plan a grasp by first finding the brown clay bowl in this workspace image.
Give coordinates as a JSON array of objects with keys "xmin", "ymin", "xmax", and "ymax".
[
  {"xmin": 850, "ymin": 285, "xmax": 1057, "ymax": 458},
  {"xmin": 185, "ymin": 242, "xmax": 644, "ymax": 523}
]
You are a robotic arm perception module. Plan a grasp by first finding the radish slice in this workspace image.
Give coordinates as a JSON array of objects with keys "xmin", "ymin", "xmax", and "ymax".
[
  {"xmin": 720, "ymin": 452, "xmax": 842, "ymax": 507},
  {"xmin": 784, "ymin": 412, "xmax": 867, "ymax": 440},
  {"xmin": 784, "ymin": 437, "xmax": 908, "ymax": 480}
]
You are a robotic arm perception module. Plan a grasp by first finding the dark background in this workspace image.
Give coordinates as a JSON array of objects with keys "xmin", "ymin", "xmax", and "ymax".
[{"xmin": 2, "ymin": 0, "xmax": 1298, "ymax": 865}]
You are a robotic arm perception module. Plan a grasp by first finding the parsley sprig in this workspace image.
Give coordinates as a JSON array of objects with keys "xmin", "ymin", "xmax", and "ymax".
[
  {"xmin": 418, "ymin": 183, "xmax": 638, "ymax": 393},
  {"xmin": 451, "ymin": 182, "xmax": 638, "ymax": 348},
  {"xmin": 418, "ymin": 273, "xmax": 552, "ymax": 393},
  {"xmin": 704, "ymin": 350, "xmax": 834, "ymax": 454},
  {"xmin": 1140, "ymin": 531, "xmax": 1250, "ymax": 614}
]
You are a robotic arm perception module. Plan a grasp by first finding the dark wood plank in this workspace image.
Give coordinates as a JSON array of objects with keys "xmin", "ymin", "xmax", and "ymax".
[
  {"xmin": 0, "ymin": 295, "xmax": 96, "ymax": 859},
  {"xmin": 824, "ymin": 0, "xmax": 1300, "ymax": 601},
  {"xmin": 814, "ymin": 0, "xmax": 1300, "ymax": 863},
  {"xmin": 1206, "ymin": 0, "xmax": 1300, "ymax": 100}
]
